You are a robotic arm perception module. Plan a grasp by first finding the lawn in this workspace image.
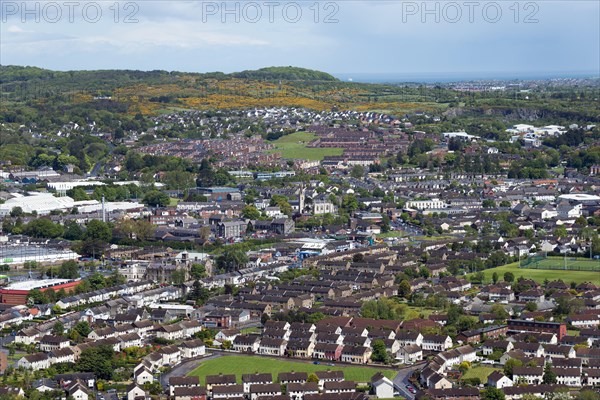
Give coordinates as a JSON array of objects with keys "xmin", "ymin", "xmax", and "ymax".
[
  {"xmin": 269, "ymin": 132, "xmax": 343, "ymax": 161},
  {"xmin": 468, "ymin": 262, "xmax": 600, "ymax": 285},
  {"xmin": 187, "ymin": 355, "xmax": 395, "ymax": 384},
  {"xmin": 462, "ymin": 366, "xmax": 500, "ymax": 381},
  {"xmin": 377, "ymin": 231, "xmax": 407, "ymax": 239}
]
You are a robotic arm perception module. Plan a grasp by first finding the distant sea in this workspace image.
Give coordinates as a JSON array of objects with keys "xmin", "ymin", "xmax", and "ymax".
[{"xmin": 333, "ymin": 71, "xmax": 599, "ymax": 84}]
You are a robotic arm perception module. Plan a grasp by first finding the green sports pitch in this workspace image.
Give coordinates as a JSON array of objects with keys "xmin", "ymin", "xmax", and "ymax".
[{"xmin": 521, "ymin": 255, "xmax": 600, "ymax": 271}]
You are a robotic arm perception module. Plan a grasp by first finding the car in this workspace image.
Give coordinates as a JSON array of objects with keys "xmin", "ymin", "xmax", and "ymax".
[
  {"xmin": 328, "ymin": 363, "xmax": 335, "ymax": 366},
  {"xmin": 313, "ymin": 361, "xmax": 320, "ymax": 365}
]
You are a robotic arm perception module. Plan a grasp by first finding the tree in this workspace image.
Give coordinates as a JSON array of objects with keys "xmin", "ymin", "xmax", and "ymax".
[
  {"xmin": 216, "ymin": 248, "xmax": 249, "ymax": 272},
  {"xmin": 270, "ymin": 195, "xmax": 292, "ymax": 217},
  {"xmin": 503, "ymin": 358, "xmax": 523, "ymax": 379},
  {"xmin": 63, "ymin": 221, "xmax": 84, "ymax": 240},
  {"xmin": 525, "ymin": 302, "xmax": 537, "ymax": 312},
  {"xmin": 504, "ymin": 272, "xmax": 515, "ymax": 283},
  {"xmin": 190, "ymin": 264, "xmax": 207, "ymax": 280},
  {"xmin": 398, "ymin": 279, "xmax": 412, "ymax": 299},
  {"xmin": 58, "ymin": 260, "xmax": 79, "ymax": 279},
  {"xmin": 10, "ymin": 206, "xmax": 23, "ymax": 217},
  {"xmin": 72, "ymin": 321, "xmax": 91, "ymax": 338},
  {"xmin": 143, "ymin": 190, "xmax": 170, "ymax": 207},
  {"xmin": 371, "ymin": 339, "xmax": 389, "ymax": 363},
  {"xmin": 307, "ymin": 373, "xmax": 319, "ymax": 383},
  {"xmin": 52, "ymin": 321, "xmax": 64, "ymax": 336},
  {"xmin": 490, "ymin": 304, "xmax": 509, "ymax": 320},
  {"xmin": 242, "ymin": 205, "xmax": 261, "ymax": 220},
  {"xmin": 24, "ymin": 218, "xmax": 64, "ymax": 238},
  {"xmin": 350, "ymin": 165, "xmax": 365, "ymax": 179},
  {"xmin": 341, "ymin": 194, "xmax": 359, "ymax": 212},
  {"xmin": 76, "ymin": 345, "xmax": 114, "ymax": 380},
  {"xmin": 458, "ymin": 361, "xmax": 471, "ymax": 374},
  {"xmin": 543, "ymin": 363, "xmax": 557, "ymax": 384},
  {"xmin": 481, "ymin": 387, "xmax": 506, "ymax": 400},
  {"xmin": 492, "ymin": 272, "xmax": 499, "ymax": 284},
  {"xmin": 554, "ymin": 226, "xmax": 568, "ymax": 238},
  {"xmin": 85, "ymin": 220, "xmax": 112, "ymax": 242}
]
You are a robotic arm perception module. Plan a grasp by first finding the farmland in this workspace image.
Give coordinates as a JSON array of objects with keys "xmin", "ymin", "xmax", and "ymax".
[
  {"xmin": 187, "ymin": 355, "xmax": 395, "ymax": 384},
  {"xmin": 269, "ymin": 131, "xmax": 343, "ymax": 160}
]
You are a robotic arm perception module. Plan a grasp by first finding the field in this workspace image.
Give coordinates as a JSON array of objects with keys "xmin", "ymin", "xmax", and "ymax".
[
  {"xmin": 269, "ymin": 132, "xmax": 343, "ymax": 161},
  {"xmin": 187, "ymin": 355, "xmax": 395, "ymax": 384},
  {"xmin": 469, "ymin": 262, "xmax": 600, "ymax": 285},
  {"xmin": 462, "ymin": 366, "xmax": 500, "ymax": 381},
  {"xmin": 523, "ymin": 256, "xmax": 600, "ymax": 271}
]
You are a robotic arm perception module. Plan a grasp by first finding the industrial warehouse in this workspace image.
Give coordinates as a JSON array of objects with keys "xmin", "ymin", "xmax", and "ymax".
[{"xmin": 0, "ymin": 278, "xmax": 82, "ymax": 305}]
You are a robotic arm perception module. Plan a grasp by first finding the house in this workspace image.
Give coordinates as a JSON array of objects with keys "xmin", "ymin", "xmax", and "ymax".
[
  {"xmin": 552, "ymin": 368, "xmax": 582, "ymax": 387},
  {"xmin": 487, "ymin": 371, "xmax": 513, "ymax": 388},
  {"xmin": 49, "ymin": 347, "xmax": 76, "ymax": 364},
  {"xmin": 544, "ymin": 344, "xmax": 576, "ymax": 359},
  {"xmin": 258, "ymin": 338, "xmax": 287, "ymax": 356},
  {"xmin": 134, "ymin": 364, "xmax": 154, "ymax": 386},
  {"xmin": 205, "ymin": 374, "xmax": 237, "ymax": 393},
  {"xmin": 340, "ymin": 345, "xmax": 372, "ymax": 364},
  {"xmin": 233, "ymin": 335, "xmax": 261, "ymax": 353},
  {"xmin": 39, "ymin": 335, "xmax": 70, "ymax": 352},
  {"xmin": 173, "ymin": 386, "xmax": 207, "ymax": 400},
  {"xmin": 396, "ymin": 331, "xmax": 423, "ymax": 347},
  {"xmin": 371, "ymin": 373, "xmax": 394, "ymax": 399},
  {"xmin": 512, "ymin": 366, "xmax": 544, "ymax": 384},
  {"xmin": 66, "ymin": 380, "xmax": 90, "ymax": 400},
  {"xmin": 323, "ymin": 381, "xmax": 356, "ymax": 394},
  {"xmin": 278, "ymin": 371, "xmax": 308, "ymax": 384},
  {"xmin": 287, "ymin": 382, "xmax": 319, "ymax": 400},
  {"xmin": 126, "ymin": 383, "xmax": 146, "ymax": 400},
  {"xmin": 425, "ymin": 387, "xmax": 480, "ymax": 400},
  {"xmin": 428, "ymin": 373, "xmax": 453, "ymax": 389},
  {"xmin": 17, "ymin": 353, "xmax": 50, "ymax": 370},
  {"xmin": 249, "ymin": 383, "xmax": 282, "ymax": 400},
  {"xmin": 170, "ymin": 376, "xmax": 201, "ymax": 396},
  {"xmin": 242, "ymin": 373, "xmax": 272, "ymax": 393},
  {"xmin": 397, "ymin": 344, "xmax": 423, "ymax": 364},
  {"xmin": 313, "ymin": 343, "xmax": 343, "ymax": 361},
  {"xmin": 315, "ymin": 370, "xmax": 344, "ymax": 390},
  {"xmin": 215, "ymin": 328, "xmax": 240, "ymax": 343},
  {"xmin": 286, "ymin": 340, "xmax": 315, "ymax": 358},
  {"xmin": 212, "ymin": 384, "xmax": 244, "ymax": 399},
  {"xmin": 180, "ymin": 339, "xmax": 206, "ymax": 359},
  {"xmin": 422, "ymin": 334, "xmax": 453, "ymax": 352},
  {"xmin": 482, "ymin": 340, "xmax": 514, "ymax": 356}
]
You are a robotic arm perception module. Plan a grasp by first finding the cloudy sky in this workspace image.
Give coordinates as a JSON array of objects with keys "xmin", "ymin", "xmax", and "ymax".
[{"xmin": 1, "ymin": 0, "xmax": 599, "ymax": 79}]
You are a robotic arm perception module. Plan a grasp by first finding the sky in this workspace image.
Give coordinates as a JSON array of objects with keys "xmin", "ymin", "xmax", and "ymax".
[{"xmin": 1, "ymin": 0, "xmax": 599, "ymax": 80}]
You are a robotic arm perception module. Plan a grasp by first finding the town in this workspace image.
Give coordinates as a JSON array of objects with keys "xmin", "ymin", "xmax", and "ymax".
[{"xmin": 0, "ymin": 68, "xmax": 599, "ymax": 400}]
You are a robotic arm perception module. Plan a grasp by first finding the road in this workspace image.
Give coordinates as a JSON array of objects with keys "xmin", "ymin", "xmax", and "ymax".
[
  {"xmin": 159, "ymin": 353, "xmax": 221, "ymax": 388},
  {"xmin": 393, "ymin": 362, "xmax": 425, "ymax": 400}
]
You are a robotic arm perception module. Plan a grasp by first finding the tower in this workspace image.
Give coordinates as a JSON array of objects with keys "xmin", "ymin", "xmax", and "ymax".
[{"xmin": 299, "ymin": 184, "xmax": 305, "ymax": 213}]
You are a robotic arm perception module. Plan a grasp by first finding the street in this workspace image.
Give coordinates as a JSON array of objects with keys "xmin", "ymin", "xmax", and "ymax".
[{"xmin": 393, "ymin": 362, "xmax": 425, "ymax": 400}]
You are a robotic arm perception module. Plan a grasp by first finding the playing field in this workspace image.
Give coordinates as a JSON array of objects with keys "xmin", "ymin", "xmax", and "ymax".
[
  {"xmin": 187, "ymin": 355, "xmax": 395, "ymax": 384},
  {"xmin": 524, "ymin": 256, "xmax": 600, "ymax": 271},
  {"xmin": 469, "ymin": 262, "xmax": 600, "ymax": 285},
  {"xmin": 269, "ymin": 132, "xmax": 343, "ymax": 160}
]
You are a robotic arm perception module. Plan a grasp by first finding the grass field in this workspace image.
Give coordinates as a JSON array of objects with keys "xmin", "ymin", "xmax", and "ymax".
[
  {"xmin": 468, "ymin": 262, "xmax": 600, "ymax": 285},
  {"xmin": 187, "ymin": 355, "xmax": 395, "ymax": 384},
  {"xmin": 462, "ymin": 366, "xmax": 500, "ymax": 381},
  {"xmin": 269, "ymin": 132, "xmax": 343, "ymax": 161},
  {"xmin": 524, "ymin": 256, "xmax": 600, "ymax": 271}
]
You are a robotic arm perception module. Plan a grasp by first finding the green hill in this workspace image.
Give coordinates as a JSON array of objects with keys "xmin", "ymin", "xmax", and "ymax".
[{"xmin": 231, "ymin": 66, "xmax": 338, "ymax": 81}]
